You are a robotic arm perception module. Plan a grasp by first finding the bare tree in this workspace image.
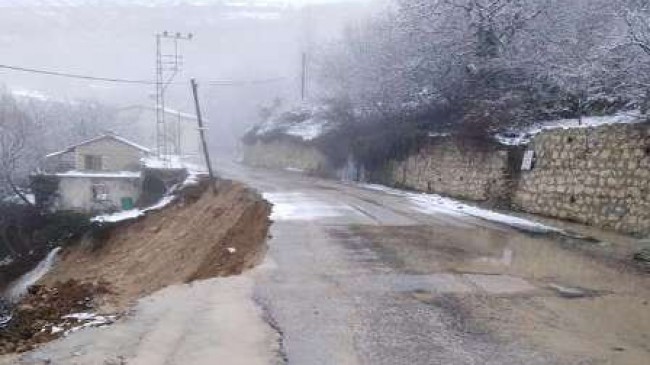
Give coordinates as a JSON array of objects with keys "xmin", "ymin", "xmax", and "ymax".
[{"xmin": 0, "ymin": 94, "xmax": 33, "ymax": 205}]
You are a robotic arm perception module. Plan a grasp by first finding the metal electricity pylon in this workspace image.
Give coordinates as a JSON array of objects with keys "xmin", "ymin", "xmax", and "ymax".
[{"xmin": 155, "ymin": 31, "xmax": 192, "ymax": 159}]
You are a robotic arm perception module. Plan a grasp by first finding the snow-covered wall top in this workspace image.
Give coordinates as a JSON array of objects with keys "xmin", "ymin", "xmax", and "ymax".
[
  {"xmin": 246, "ymin": 103, "xmax": 336, "ymax": 143},
  {"xmin": 495, "ymin": 111, "xmax": 646, "ymax": 146}
]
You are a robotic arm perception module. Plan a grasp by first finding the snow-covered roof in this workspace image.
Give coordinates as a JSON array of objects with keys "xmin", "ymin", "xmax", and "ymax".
[
  {"xmin": 45, "ymin": 133, "xmax": 151, "ymax": 158},
  {"xmin": 91, "ymin": 195, "xmax": 174, "ymax": 224},
  {"xmin": 45, "ymin": 150, "xmax": 69, "ymax": 158},
  {"xmin": 55, "ymin": 171, "xmax": 142, "ymax": 179},
  {"xmin": 496, "ymin": 111, "xmax": 645, "ymax": 146}
]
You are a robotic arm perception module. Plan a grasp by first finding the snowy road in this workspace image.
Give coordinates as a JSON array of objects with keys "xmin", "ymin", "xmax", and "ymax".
[{"xmin": 13, "ymin": 161, "xmax": 650, "ymax": 365}]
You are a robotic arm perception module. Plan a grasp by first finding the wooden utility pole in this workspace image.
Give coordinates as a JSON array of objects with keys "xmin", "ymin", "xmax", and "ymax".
[
  {"xmin": 301, "ymin": 52, "xmax": 307, "ymax": 101},
  {"xmin": 190, "ymin": 78, "xmax": 217, "ymax": 193}
]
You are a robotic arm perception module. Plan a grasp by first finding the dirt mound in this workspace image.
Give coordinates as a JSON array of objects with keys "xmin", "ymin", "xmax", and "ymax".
[
  {"xmin": 0, "ymin": 280, "xmax": 111, "ymax": 354},
  {"xmin": 40, "ymin": 179, "xmax": 272, "ymax": 310}
]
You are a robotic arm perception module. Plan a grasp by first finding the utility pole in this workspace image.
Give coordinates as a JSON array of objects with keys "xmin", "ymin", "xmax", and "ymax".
[
  {"xmin": 155, "ymin": 31, "xmax": 192, "ymax": 162},
  {"xmin": 176, "ymin": 111, "xmax": 182, "ymax": 157},
  {"xmin": 190, "ymin": 78, "xmax": 217, "ymax": 193},
  {"xmin": 301, "ymin": 52, "xmax": 308, "ymax": 101}
]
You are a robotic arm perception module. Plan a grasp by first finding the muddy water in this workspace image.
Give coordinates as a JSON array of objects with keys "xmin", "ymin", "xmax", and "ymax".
[{"xmin": 352, "ymin": 224, "xmax": 650, "ymax": 365}]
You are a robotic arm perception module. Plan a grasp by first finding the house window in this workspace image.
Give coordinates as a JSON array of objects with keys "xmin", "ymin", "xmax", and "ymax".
[
  {"xmin": 92, "ymin": 184, "xmax": 109, "ymax": 201},
  {"xmin": 84, "ymin": 155, "xmax": 103, "ymax": 170}
]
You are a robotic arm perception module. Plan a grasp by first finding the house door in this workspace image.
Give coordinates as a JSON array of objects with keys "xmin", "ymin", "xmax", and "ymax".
[{"xmin": 121, "ymin": 197, "xmax": 134, "ymax": 210}]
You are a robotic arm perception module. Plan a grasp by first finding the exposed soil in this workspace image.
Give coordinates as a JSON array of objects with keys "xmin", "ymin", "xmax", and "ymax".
[
  {"xmin": 41, "ymin": 179, "xmax": 272, "ymax": 310},
  {"xmin": 0, "ymin": 280, "xmax": 111, "ymax": 354},
  {"xmin": 0, "ymin": 178, "xmax": 272, "ymax": 356},
  {"xmin": 351, "ymin": 224, "xmax": 650, "ymax": 365}
]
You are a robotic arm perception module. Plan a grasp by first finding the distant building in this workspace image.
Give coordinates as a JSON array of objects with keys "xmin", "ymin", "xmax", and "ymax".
[{"xmin": 35, "ymin": 133, "xmax": 152, "ymax": 213}]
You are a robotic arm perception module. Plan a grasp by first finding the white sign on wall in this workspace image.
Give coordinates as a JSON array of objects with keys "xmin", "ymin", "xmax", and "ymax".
[{"xmin": 521, "ymin": 150, "xmax": 535, "ymax": 171}]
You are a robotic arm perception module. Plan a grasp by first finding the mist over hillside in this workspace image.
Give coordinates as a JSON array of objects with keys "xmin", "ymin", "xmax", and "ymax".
[{"xmin": 0, "ymin": 0, "xmax": 373, "ymax": 148}]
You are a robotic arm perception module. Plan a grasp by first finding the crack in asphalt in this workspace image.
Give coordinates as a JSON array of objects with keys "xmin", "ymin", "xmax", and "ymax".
[{"xmin": 253, "ymin": 294, "xmax": 288, "ymax": 365}]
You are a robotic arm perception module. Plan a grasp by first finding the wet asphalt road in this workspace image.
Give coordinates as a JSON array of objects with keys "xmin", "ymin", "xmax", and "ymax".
[
  {"xmin": 218, "ymin": 163, "xmax": 561, "ymax": 365},
  {"xmin": 14, "ymin": 162, "xmax": 646, "ymax": 365}
]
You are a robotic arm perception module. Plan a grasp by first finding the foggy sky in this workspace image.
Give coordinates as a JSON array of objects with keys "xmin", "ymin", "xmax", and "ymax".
[{"xmin": 0, "ymin": 0, "xmax": 375, "ymax": 148}]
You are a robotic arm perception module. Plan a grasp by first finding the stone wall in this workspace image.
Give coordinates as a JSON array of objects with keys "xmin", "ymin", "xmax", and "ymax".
[
  {"xmin": 242, "ymin": 140, "xmax": 332, "ymax": 175},
  {"xmin": 241, "ymin": 122, "xmax": 650, "ymax": 236},
  {"xmin": 385, "ymin": 138, "xmax": 512, "ymax": 202},
  {"xmin": 513, "ymin": 123, "xmax": 650, "ymax": 235}
]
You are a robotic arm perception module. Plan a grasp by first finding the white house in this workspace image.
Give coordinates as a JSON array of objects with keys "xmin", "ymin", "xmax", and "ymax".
[{"xmin": 37, "ymin": 133, "xmax": 152, "ymax": 212}]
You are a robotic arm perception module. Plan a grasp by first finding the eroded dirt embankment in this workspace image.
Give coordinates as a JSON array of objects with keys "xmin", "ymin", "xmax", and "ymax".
[
  {"xmin": 0, "ymin": 178, "xmax": 272, "ymax": 355},
  {"xmin": 42, "ymin": 179, "xmax": 272, "ymax": 310}
]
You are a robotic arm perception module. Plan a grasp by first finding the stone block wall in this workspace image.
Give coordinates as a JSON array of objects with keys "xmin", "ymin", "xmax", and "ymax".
[
  {"xmin": 241, "ymin": 122, "xmax": 650, "ymax": 236},
  {"xmin": 385, "ymin": 139, "xmax": 512, "ymax": 202},
  {"xmin": 242, "ymin": 140, "xmax": 332, "ymax": 175},
  {"xmin": 513, "ymin": 123, "xmax": 650, "ymax": 235}
]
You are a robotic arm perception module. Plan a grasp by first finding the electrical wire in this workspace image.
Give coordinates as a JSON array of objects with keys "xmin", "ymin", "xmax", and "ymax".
[
  {"xmin": 0, "ymin": 63, "xmax": 291, "ymax": 87},
  {"xmin": 0, "ymin": 63, "xmax": 156, "ymax": 84}
]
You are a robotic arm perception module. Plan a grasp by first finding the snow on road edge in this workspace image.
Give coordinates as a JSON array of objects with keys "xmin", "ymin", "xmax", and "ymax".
[{"xmin": 360, "ymin": 183, "xmax": 562, "ymax": 233}]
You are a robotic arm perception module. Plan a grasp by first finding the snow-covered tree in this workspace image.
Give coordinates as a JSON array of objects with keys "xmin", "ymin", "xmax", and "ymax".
[
  {"xmin": 314, "ymin": 0, "xmax": 647, "ymax": 134},
  {"xmin": 622, "ymin": 0, "xmax": 650, "ymax": 113}
]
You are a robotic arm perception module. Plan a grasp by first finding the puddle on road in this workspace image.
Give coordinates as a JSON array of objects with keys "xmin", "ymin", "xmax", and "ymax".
[
  {"xmin": 347, "ymin": 225, "xmax": 646, "ymax": 294},
  {"xmin": 264, "ymin": 192, "xmax": 357, "ymax": 221},
  {"xmin": 345, "ymin": 224, "xmax": 650, "ymax": 365}
]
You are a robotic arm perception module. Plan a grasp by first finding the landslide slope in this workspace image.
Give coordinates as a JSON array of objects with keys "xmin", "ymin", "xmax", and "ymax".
[{"xmin": 41, "ymin": 179, "xmax": 272, "ymax": 310}]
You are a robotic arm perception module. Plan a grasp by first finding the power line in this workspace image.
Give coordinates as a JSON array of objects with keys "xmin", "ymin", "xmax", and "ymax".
[
  {"xmin": 0, "ymin": 63, "xmax": 156, "ymax": 85},
  {"xmin": 0, "ymin": 62, "xmax": 291, "ymax": 86},
  {"xmin": 206, "ymin": 76, "xmax": 290, "ymax": 86}
]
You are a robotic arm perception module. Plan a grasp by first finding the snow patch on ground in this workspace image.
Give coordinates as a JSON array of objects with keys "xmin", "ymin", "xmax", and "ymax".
[
  {"xmin": 37, "ymin": 312, "xmax": 118, "ymax": 337},
  {"xmin": 0, "ymin": 256, "xmax": 14, "ymax": 266},
  {"xmin": 360, "ymin": 184, "xmax": 560, "ymax": 233},
  {"xmin": 182, "ymin": 173, "xmax": 201, "ymax": 188},
  {"xmin": 496, "ymin": 111, "xmax": 644, "ymax": 145},
  {"xmin": 91, "ymin": 195, "xmax": 175, "ymax": 224},
  {"xmin": 20, "ymin": 276, "xmax": 278, "ymax": 365},
  {"xmin": 91, "ymin": 209, "xmax": 143, "ymax": 224},
  {"xmin": 60, "ymin": 313, "xmax": 117, "ymax": 335},
  {"xmin": 0, "ymin": 307, "xmax": 11, "ymax": 328}
]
